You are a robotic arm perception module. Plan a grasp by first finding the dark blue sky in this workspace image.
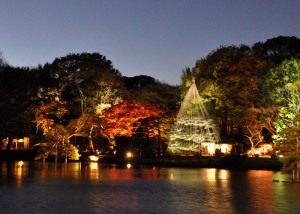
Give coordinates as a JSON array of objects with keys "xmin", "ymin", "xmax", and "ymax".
[{"xmin": 1, "ymin": 0, "xmax": 300, "ymax": 85}]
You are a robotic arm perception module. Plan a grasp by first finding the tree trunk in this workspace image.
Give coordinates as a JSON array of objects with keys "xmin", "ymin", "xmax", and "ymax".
[
  {"xmin": 221, "ymin": 110, "xmax": 229, "ymax": 136},
  {"xmin": 108, "ymin": 137, "xmax": 116, "ymax": 149},
  {"xmin": 89, "ymin": 126, "xmax": 95, "ymax": 152}
]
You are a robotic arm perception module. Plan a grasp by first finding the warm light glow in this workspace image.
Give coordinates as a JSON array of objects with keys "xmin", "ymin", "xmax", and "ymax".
[
  {"xmin": 89, "ymin": 162, "xmax": 99, "ymax": 170},
  {"xmin": 207, "ymin": 168, "xmax": 217, "ymax": 180},
  {"xmin": 207, "ymin": 143, "xmax": 215, "ymax": 155},
  {"xmin": 248, "ymin": 144, "xmax": 274, "ymax": 156},
  {"xmin": 126, "ymin": 163, "xmax": 132, "ymax": 168},
  {"xmin": 219, "ymin": 144, "xmax": 229, "ymax": 153},
  {"xmin": 170, "ymin": 173, "xmax": 174, "ymax": 180},
  {"xmin": 17, "ymin": 161, "xmax": 24, "ymax": 167},
  {"xmin": 89, "ymin": 155, "xmax": 99, "ymax": 162},
  {"xmin": 126, "ymin": 151, "xmax": 133, "ymax": 158}
]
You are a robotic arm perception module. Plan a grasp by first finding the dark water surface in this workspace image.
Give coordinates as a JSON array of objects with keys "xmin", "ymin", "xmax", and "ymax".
[{"xmin": 0, "ymin": 161, "xmax": 298, "ymax": 214}]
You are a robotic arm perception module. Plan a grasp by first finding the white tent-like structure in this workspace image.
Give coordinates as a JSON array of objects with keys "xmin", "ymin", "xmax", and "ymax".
[{"xmin": 168, "ymin": 79, "xmax": 220, "ymax": 155}]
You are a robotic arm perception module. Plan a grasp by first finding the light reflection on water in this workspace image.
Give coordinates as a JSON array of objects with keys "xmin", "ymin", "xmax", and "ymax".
[{"xmin": 0, "ymin": 161, "xmax": 299, "ymax": 214}]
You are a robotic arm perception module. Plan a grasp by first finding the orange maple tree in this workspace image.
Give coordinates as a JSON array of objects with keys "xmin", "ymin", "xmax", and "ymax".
[{"xmin": 102, "ymin": 100, "xmax": 164, "ymax": 146}]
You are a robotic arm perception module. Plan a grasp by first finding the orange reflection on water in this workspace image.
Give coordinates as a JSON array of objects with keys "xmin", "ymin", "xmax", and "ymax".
[
  {"xmin": 246, "ymin": 170, "xmax": 275, "ymax": 213},
  {"xmin": 207, "ymin": 168, "xmax": 229, "ymax": 181},
  {"xmin": 0, "ymin": 161, "xmax": 29, "ymax": 187}
]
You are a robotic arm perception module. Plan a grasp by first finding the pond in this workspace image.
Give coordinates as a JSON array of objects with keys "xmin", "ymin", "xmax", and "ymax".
[{"xmin": 0, "ymin": 161, "xmax": 299, "ymax": 214}]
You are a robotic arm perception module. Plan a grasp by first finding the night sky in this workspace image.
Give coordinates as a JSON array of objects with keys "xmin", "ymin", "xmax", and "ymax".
[{"xmin": 1, "ymin": 0, "xmax": 300, "ymax": 85}]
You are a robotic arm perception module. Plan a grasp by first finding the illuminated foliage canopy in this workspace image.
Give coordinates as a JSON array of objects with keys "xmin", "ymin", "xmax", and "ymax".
[
  {"xmin": 168, "ymin": 80, "xmax": 220, "ymax": 154},
  {"xmin": 102, "ymin": 100, "xmax": 164, "ymax": 145},
  {"xmin": 180, "ymin": 36, "xmax": 300, "ymax": 152},
  {"xmin": 33, "ymin": 101, "xmax": 80, "ymax": 162},
  {"xmin": 267, "ymin": 59, "xmax": 300, "ymax": 143},
  {"xmin": 44, "ymin": 52, "xmax": 123, "ymax": 114},
  {"xmin": 1, "ymin": 36, "xmax": 300, "ymax": 160}
]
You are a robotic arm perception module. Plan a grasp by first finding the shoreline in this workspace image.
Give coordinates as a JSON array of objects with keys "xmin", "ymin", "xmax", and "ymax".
[
  {"xmin": 103, "ymin": 155, "xmax": 283, "ymax": 171},
  {"xmin": 0, "ymin": 150, "xmax": 283, "ymax": 171}
]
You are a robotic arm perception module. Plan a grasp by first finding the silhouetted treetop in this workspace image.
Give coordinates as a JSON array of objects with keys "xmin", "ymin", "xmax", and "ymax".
[
  {"xmin": 253, "ymin": 36, "xmax": 300, "ymax": 64},
  {"xmin": 45, "ymin": 52, "xmax": 122, "ymax": 83},
  {"xmin": 123, "ymin": 75, "xmax": 157, "ymax": 90}
]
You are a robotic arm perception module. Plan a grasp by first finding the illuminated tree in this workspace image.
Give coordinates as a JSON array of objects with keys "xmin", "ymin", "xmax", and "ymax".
[
  {"xmin": 44, "ymin": 52, "xmax": 123, "ymax": 114},
  {"xmin": 268, "ymin": 59, "xmax": 300, "ymax": 172},
  {"xmin": 179, "ymin": 68, "xmax": 193, "ymax": 100},
  {"xmin": 123, "ymin": 75, "xmax": 179, "ymax": 155},
  {"xmin": 168, "ymin": 80, "xmax": 220, "ymax": 155},
  {"xmin": 34, "ymin": 124, "xmax": 79, "ymax": 162},
  {"xmin": 278, "ymin": 114, "xmax": 300, "ymax": 173},
  {"xmin": 33, "ymin": 101, "xmax": 80, "ymax": 162},
  {"xmin": 66, "ymin": 81, "xmax": 122, "ymax": 152},
  {"xmin": 243, "ymin": 107, "xmax": 276, "ymax": 155},
  {"xmin": 102, "ymin": 100, "xmax": 164, "ymax": 147},
  {"xmin": 267, "ymin": 59, "xmax": 300, "ymax": 143},
  {"xmin": 191, "ymin": 45, "xmax": 269, "ymax": 137},
  {"xmin": 67, "ymin": 113, "xmax": 104, "ymax": 152}
]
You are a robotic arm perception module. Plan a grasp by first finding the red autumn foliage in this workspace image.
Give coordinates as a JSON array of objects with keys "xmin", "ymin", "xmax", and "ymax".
[{"xmin": 102, "ymin": 100, "xmax": 164, "ymax": 139}]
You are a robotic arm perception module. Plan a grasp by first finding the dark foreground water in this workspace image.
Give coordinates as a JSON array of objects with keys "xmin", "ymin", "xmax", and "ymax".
[{"xmin": 0, "ymin": 161, "xmax": 299, "ymax": 214}]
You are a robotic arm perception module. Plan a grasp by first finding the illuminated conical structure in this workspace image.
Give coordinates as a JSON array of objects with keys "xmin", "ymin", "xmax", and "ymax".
[{"xmin": 168, "ymin": 79, "xmax": 220, "ymax": 155}]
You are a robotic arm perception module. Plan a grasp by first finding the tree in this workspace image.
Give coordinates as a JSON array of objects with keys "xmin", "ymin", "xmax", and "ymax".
[
  {"xmin": 0, "ymin": 51, "xmax": 7, "ymax": 68},
  {"xmin": 102, "ymin": 100, "xmax": 164, "ymax": 148},
  {"xmin": 267, "ymin": 59, "xmax": 300, "ymax": 173},
  {"xmin": 66, "ymin": 81, "xmax": 123, "ymax": 152},
  {"xmin": 44, "ymin": 52, "xmax": 123, "ymax": 114},
  {"xmin": 0, "ymin": 66, "xmax": 45, "ymax": 140},
  {"xmin": 67, "ymin": 113, "xmax": 104, "ymax": 152},
  {"xmin": 253, "ymin": 36, "xmax": 300, "ymax": 65},
  {"xmin": 190, "ymin": 45, "xmax": 269, "ymax": 138},
  {"xmin": 179, "ymin": 68, "xmax": 193, "ymax": 100},
  {"xmin": 33, "ymin": 101, "xmax": 80, "ymax": 162},
  {"xmin": 123, "ymin": 75, "xmax": 179, "ymax": 155},
  {"xmin": 268, "ymin": 59, "xmax": 300, "ymax": 143},
  {"xmin": 278, "ymin": 114, "xmax": 300, "ymax": 173},
  {"xmin": 34, "ymin": 124, "xmax": 80, "ymax": 163},
  {"xmin": 243, "ymin": 107, "xmax": 275, "ymax": 155}
]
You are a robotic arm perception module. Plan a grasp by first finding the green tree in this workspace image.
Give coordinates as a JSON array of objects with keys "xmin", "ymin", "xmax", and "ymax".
[
  {"xmin": 278, "ymin": 114, "xmax": 300, "ymax": 173},
  {"xmin": 34, "ymin": 124, "xmax": 80, "ymax": 163},
  {"xmin": 44, "ymin": 52, "xmax": 123, "ymax": 114},
  {"xmin": 67, "ymin": 113, "xmax": 104, "ymax": 152},
  {"xmin": 190, "ymin": 45, "xmax": 269, "ymax": 138},
  {"xmin": 267, "ymin": 59, "xmax": 300, "ymax": 172},
  {"xmin": 67, "ymin": 81, "xmax": 123, "ymax": 152},
  {"xmin": 33, "ymin": 101, "xmax": 80, "ymax": 162},
  {"xmin": 40, "ymin": 53, "xmax": 124, "ymax": 153},
  {"xmin": 268, "ymin": 59, "xmax": 300, "ymax": 143}
]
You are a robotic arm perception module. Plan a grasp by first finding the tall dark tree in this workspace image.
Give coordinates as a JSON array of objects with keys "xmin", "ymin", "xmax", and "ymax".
[
  {"xmin": 123, "ymin": 75, "xmax": 179, "ymax": 152},
  {"xmin": 44, "ymin": 52, "xmax": 124, "ymax": 114},
  {"xmin": 253, "ymin": 36, "xmax": 300, "ymax": 65}
]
